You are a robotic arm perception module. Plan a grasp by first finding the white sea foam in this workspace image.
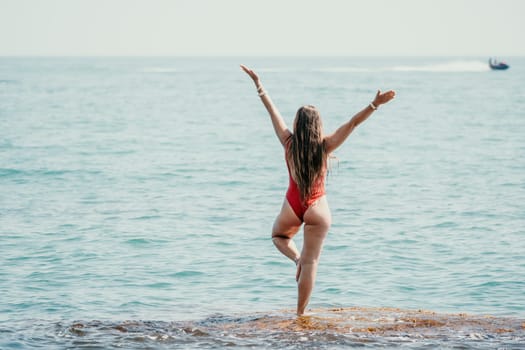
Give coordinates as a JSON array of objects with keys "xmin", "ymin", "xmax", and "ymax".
[
  {"xmin": 390, "ymin": 60, "xmax": 490, "ymax": 72},
  {"xmin": 315, "ymin": 61, "xmax": 490, "ymax": 73}
]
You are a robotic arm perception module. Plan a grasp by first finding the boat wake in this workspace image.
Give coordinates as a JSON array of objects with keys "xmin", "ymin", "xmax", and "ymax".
[
  {"xmin": 390, "ymin": 60, "xmax": 490, "ymax": 72},
  {"xmin": 314, "ymin": 60, "xmax": 491, "ymax": 73}
]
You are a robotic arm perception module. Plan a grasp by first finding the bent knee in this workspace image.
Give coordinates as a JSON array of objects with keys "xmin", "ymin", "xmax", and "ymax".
[
  {"xmin": 272, "ymin": 224, "xmax": 301, "ymax": 239},
  {"xmin": 271, "ymin": 234, "xmax": 288, "ymax": 243}
]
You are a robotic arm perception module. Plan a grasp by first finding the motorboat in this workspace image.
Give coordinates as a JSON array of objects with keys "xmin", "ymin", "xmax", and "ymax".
[{"xmin": 489, "ymin": 58, "xmax": 509, "ymax": 70}]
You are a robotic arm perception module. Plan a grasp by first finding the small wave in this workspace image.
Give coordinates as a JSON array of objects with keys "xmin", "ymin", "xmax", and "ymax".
[
  {"xmin": 169, "ymin": 270, "xmax": 205, "ymax": 278},
  {"xmin": 315, "ymin": 67, "xmax": 372, "ymax": 73},
  {"xmin": 124, "ymin": 238, "xmax": 152, "ymax": 245},
  {"xmin": 256, "ymin": 67, "xmax": 302, "ymax": 73},
  {"xmin": 130, "ymin": 215, "xmax": 162, "ymax": 221},
  {"xmin": 0, "ymin": 168, "xmax": 23, "ymax": 177},
  {"xmin": 0, "ymin": 168, "xmax": 101, "ymax": 179},
  {"xmin": 0, "ymin": 168, "xmax": 68, "ymax": 178},
  {"xmin": 124, "ymin": 237, "xmax": 169, "ymax": 245},
  {"xmin": 141, "ymin": 67, "xmax": 179, "ymax": 73}
]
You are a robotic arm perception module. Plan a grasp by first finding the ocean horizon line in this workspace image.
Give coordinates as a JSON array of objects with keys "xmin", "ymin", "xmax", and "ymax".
[{"xmin": 0, "ymin": 54, "xmax": 522, "ymax": 59}]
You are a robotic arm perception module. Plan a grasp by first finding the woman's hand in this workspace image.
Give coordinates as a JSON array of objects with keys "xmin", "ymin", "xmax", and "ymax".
[
  {"xmin": 240, "ymin": 64, "xmax": 290, "ymax": 145},
  {"xmin": 373, "ymin": 90, "xmax": 396, "ymax": 107},
  {"xmin": 240, "ymin": 64, "xmax": 261, "ymax": 88}
]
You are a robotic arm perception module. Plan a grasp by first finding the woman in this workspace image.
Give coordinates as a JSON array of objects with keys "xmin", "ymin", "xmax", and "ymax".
[{"xmin": 241, "ymin": 64, "xmax": 395, "ymax": 316}]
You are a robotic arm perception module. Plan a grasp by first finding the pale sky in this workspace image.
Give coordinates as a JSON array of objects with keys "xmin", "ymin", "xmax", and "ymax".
[{"xmin": 1, "ymin": 0, "xmax": 523, "ymax": 56}]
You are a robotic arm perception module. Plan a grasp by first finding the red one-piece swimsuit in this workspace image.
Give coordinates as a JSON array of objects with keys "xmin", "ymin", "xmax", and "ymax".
[{"xmin": 284, "ymin": 140, "xmax": 326, "ymax": 222}]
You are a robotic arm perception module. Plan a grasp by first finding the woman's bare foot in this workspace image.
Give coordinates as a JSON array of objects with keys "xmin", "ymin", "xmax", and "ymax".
[{"xmin": 296, "ymin": 311, "xmax": 315, "ymax": 317}]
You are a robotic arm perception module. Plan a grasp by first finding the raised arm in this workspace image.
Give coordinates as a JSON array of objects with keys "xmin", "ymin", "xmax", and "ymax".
[
  {"xmin": 324, "ymin": 90, "xmax": 396, "ymax": 153},
  {"xmin": 241, "ymin": 65, "xmax": 291, "ymax": 146}
]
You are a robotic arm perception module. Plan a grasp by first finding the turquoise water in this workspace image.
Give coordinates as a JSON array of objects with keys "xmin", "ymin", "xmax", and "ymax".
[{"xmin": 1, "ymin": 57, "xmax": 524, "ymax": 348}]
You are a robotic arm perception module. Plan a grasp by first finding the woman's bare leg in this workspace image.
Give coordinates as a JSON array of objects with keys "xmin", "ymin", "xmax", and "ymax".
[
  {"xmin": 296, "ymin": 196, "xmax": 331, "ymax": 315},
  {"xmin": 272, "ymin": 199, "xmax": 302, "ymax": 262}
]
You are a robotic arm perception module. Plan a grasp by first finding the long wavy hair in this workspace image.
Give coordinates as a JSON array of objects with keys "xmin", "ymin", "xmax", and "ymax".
[{"xmin": 287, "ymin": 105, "xmax": 327, "ymax": 201}]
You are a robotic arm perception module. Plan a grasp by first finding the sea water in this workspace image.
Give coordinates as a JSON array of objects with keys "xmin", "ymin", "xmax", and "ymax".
[{"xmin": 1, "ymin": 57, "xmax": 524, "ymax": 348}]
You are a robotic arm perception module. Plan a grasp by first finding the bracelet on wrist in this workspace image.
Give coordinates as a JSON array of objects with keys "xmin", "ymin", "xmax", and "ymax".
[{"xmin": 369, "ymin": 102, "xmax": 378, "ymax": 110}]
